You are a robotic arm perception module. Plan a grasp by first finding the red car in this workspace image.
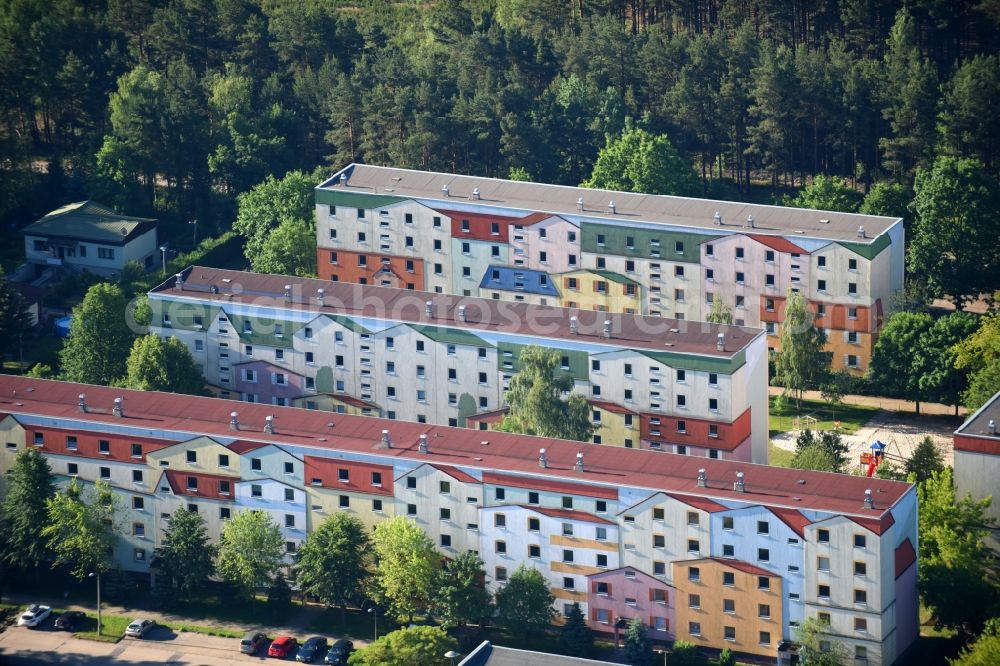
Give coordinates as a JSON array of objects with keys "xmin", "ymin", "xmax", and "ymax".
[{"xmin": 268, "ymin": 636, "xmax": 299, "ymax": 658}]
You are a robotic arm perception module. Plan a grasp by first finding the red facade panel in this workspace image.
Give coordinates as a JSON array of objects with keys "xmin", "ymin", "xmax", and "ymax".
[
  {"xmin": 317, "ymin": 249, "xmax": 425, "ymax": 290},
  {"xmin": 25, "ymin": 425, "xmax": 172, "ymax": 463},
  {"xmin": 640, "ymin": 408, "xmax": 752, "ymax": 452},
  {"xmin": 434, "ymin": 208, "xmax": 521, "ymax": 243},
  {"xmin": 953, "ymin": 434, "xmax": 1000, "ymax": 455},
  {"xmin": 305, "ymin": 455, "xmax": 394, "ymax": 496}
]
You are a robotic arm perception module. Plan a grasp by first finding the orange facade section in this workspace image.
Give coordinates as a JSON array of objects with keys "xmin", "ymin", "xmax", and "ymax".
[
  {"xmin": 316, "ymin": 248, "xmax": 425, "ymax": 290},
  {"xmin": 24, "ymin": 425, "xmax": 173, "ymax": 463},
  {"xmin": 640, "ymin": 408, "xmax": 752, "ymax": 452},
  {"xmin": 760, "ymin": 296, "xmax": 880, "ymax": 333}
]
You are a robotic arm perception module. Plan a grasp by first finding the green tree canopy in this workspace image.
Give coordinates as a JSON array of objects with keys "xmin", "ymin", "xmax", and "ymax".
[
  {"xmin": 938, "ymin": 55, "xmax": 1000, "ymax": 174},
  {"xmin": 121, "ymin": 334, "xmax": 207, "ymax": 395},
  {"xmin": 582, "ymin": 126, "xmax": 699, "ymax": 196},
  {"xmin": 623, "ymin": 616, "xmax": 652, "ymax": 665},
  {"xmin": 796, "ymin": 617, "xmax": 849, "ymax": 665},
  {"xmin": 370, "ymin": 516, "xmax": 440, "ymax": 623},
  {"xmin": 950, "ymin": 619, "xmax": 1000, "ymax": 666},
  {"xmin": 60, "ymin": 283, "xmax": 135, "ymax": 385},
  {"xmin": 867, "ymin": 312, "xmax": 934, "ymax": 412},
  {"xmin": 905, "ymin": 437, "xmax": 945, "ymax": 485},
  {"xmin": 347, "ymin": 625, "xmax": 457, "ymax": 666},
  {"xmin": 497, "ymin": 345, "xmax": 593, "ymax": 441},
  {"xmin": 494, "ymin": 564, "xmax": 556, "ymax": 635},
  {"xmin": 433, "ymin": 550, "xmax": 491, "ymax": 629},
  {"xmin": 908, "ymin": 157, "xmax": 1000, "ymax": 306},
  {"xmin": 790, "ymin": 443, "xmax": 839, "ymax": 473},
  {"xmin": 859, "ymin": 182, "xmax": 912, "ymax": 218},
  {"xmin": 775, "ymin": 289, "xmax": 829, "ymax": 410},
  {"xmin": 216, "ymin": 509, "xmax": 285, "ymax": 600},
  {"xmin": 794, "ymin": 430, "xmax": 849, "ymax": 472},
  {"xmin": 42, "ymin": 479, "xmax": 121, "ymax": 579},
  {"xmin": 153, "ymin": 507, "xmax": 216, "ymax": 601},
  {"xmin": 952, "ymin": 314, "xmax": 1000, "ymax": 410},
  {"xmin": 915, "ymin": 312, "xmax": 979, "ymax": 413},
  {"xmin": 1, "ymin": 448, "xmax": 55, "ymax": 570},
  {"xmin": 252, "ymin": 216, "xmax": 317, "ymax": 276},
  {"xmin": 295, "ymin": 513, "xmax": 370, "ymax": 621},
  {"xmin": 559, "ymin": 602, "xmax": 593, "ymax": 657},
  {"xmin": 785, "ymin": 175, "xmax": 861, "ymax": 212},
  {"xmin": 234, "ymin": 168, "xmax": 322, "ymax": 271},
  {"xmin": 705, "ymin": 297, "xmax": 734, "ymax": 325},
  {"xmin": 0, "ymin": 275, "xmax": 33, "ymax": 362}
]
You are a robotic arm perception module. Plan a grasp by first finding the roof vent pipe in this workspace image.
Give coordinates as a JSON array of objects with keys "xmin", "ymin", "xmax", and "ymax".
[
  {"xmin": 229, "ymin": 411, "xmax": 239, "ymax": 431},
  {"xmin": 569, "ymin": 316, "xmax": 578, "ymax": 335},
  {"xmin": 264, "ymin": 415, "xmax": 274, "ymax": 434},
  {"xmin": 538, "ymin": 448, "xmax": 548, "ymax": 469},
  {"xmin": 574, "ymin": 452, "xmax": 585, "ymax": 472},
  {"xmin": 175, "ymin": 273, "xmax": 184, "ymax": 290},
  {"xmin": 458, "ymin": 305, "xmax": 466, "ymax": 322},
  {"xmin": 339, "ymin": 172, "xmax": 348, "ymax": 186},
  {"xmin": 746, "ymin": 215, "xmax": 754, "ymax": 229},
  {"xmin": 284, "ymin": 285, "xmax": 292, "ymax": 302},
  {"xmin": 381, "ymin": 429, "xmax": 392, "ymax": 448},
  {"xmin": 697, "ymin": 468, "xmax": 707, "ymax": 487},
  {"xmin": 714, "ymin": 211, "xmax": 722, "ymax": 226},
  {"xmin": 442, "ymin": 184, "xmax": 450, "ymax": 197},
  {"xmin": 577, "ymin": 197, "xmax": 584, "ymax": 211},
  {"xmin": 317, "ymin": 288, "xmax": 325, "ymax": 306},
  {"xmin": 609, "ymin": 201, "xmax": 616, "ymax": 214},
  {"xmin": 113, "ymin": 398, "xmax": 124, "ymax": 418},
  {"xmin": 78, "ymin": 394, "xmax": 88, "ymax": 413},
  {"xmin": 717, "ymin": 333, "xmax": 726, "ymax": 352},
  {"xmin": 425, "ymin": 300, "xmax": 434, "ymax": 317},
  {"xmin": 734, "ymin": 471, "xmax": 746, "ymax": 493},
  {"xmin": 472, "ymin": 187, "xmax": 481, "ymax": 200},
  {"xmin": 989, "ymin": 419, "xmax": 997, "ymax": 435},
  {"xmin": 603, "ymin": 320, "xmax": 612, "ymax": 338},
  {"xmin": 863, "ymin": 489, "xmax": 874, "ymax": 509},
  {"xmin": 858, "ymin": 226, "xmax": 866, "ymax": 238},
  {"xmin": 418, "ymin": 434, "xmax": 429, "ymax": 454}
]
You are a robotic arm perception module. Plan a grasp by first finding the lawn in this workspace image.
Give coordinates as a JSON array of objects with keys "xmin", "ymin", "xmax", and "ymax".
[
  {"xmin": 172, "ymin": 592, "xmax": 300, "ymax": 627},
  {"xmin": 306, "ymin": 606, "xmax": 397, "ymax": 641},
  {"xmin": 75, "ymin": 613, "xmax": 131, "ymax": 643},
  {"xmin": 768, "ymin": 396, "xmax": 878, "ymax": 436},
  {"xmin": 768, "ymin": 441, "xmax": 795, "ymax": 468},
  {"xmin": 902, "ymin": 606, "xmax": 964, "ymax": 665}
]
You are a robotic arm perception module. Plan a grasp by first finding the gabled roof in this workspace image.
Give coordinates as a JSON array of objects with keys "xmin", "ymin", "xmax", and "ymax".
[
  {"xmin": 482, "ymin": 471, "xmax": 619, "ymax": 501},
  {"xmin": 667, "ymin": 493, "xmax": 728, "ymax": 513},
  {"xmin": 163, "ymin": 470, "xmax": 237, "ymax": 501},
  {"xmin": 769, "ymin": 506, "xmax": 811, "ymax": 537},
  {"xmin": 429, "ymin": 464, "xmax": 480, "ymax": 484},
  {"xmin": 479, "ymin": 265, "xmax": 560, "ymax": 296},
  {"xmin": 747, "ymin": 234, "xmax": 809, "ymax": 255},
  {"xmin": 522, "ymin": 505, "xmax": 617, "ymax": 525},
  {"xmin": 675, "ymin": 557, "xmax": 779, "ymax": 578},
  {"xmin": 895, "ymin": 538, "xmax": 916, "ymax": 578},
  {"xmin": 23, "ymin": 201, "xmax": 156, "ymax": 244},
  {"xmin": 588, "ymin": 400, "xmax": 637, "ymax": 416}
]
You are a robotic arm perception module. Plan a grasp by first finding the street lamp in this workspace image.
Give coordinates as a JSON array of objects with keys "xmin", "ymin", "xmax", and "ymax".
[
  {"xmin": 159, "ymin": 245, "xmax": 168, "ymax": 276},
  {"xmin": 188, "ymin": 219, "xmax": 198, "ymax": 246},
  {"xmin": 88, "ymin": 571, "xmax": 102, "ymax": 636},
  {"xmin": 367, "ymin": 605, "xmax": 378, "ymax": 641},
  {"xmin": 445, "ymin": 650, "xmax": 460, "ymax": 665},
  {"xmin": 654, "ymin": 648, "xmax": 667, "ymax": 666}
]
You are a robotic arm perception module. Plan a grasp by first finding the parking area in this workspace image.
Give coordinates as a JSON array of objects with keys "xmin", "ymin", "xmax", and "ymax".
[{"xmin": 0, "ymin": 623, "xmax": 280, "ymax": 665}]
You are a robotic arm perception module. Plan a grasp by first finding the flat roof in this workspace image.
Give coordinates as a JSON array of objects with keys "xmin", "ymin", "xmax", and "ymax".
[
  {"xmin": 319, "ymin": 164, "xmax": 900, "ymax": 243},
  {"xmin": 150, "ymin": 266, "xmax": 762, "ymax": 357},
  {"xmin": 0, "ymin": 376, "xmax": 911, "ymax": 520},
  {"xmin": 955, "ymin": 389, "xmax": 1000, "ymax": 441}
]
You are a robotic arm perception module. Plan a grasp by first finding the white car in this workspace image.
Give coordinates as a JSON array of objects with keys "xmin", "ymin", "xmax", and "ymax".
[
  {"xmin": 17, "ymin": 604, "xmax": 52, "ymax": 628},
  {"xmin": 125, "ymin": 618, "xmax": 156, "ymax": 638}
]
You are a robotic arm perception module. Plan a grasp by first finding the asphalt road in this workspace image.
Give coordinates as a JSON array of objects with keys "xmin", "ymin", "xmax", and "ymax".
[{"xmin": 0, "ymin": 623, "xmax": 291, "ymax": 665}]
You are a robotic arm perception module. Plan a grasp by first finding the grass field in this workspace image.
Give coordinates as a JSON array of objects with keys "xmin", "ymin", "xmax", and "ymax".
[
  {"xmin": 306, "ymin": 607, "xmax": 397, "ymax": 641},
  {"xmin": 768, "ymin": 441, "xmax": 796, "ymax": 467},
  {"xmin": 174, "ymin": 592, "xmax": 299, "ymax": 627},
  {"xmin": 75, "ymin": 613, "xmax": 130, "ymax": 642},
  {"xmin": 768, "ymin": 396, "xmax": 879, "ymax": 436}
]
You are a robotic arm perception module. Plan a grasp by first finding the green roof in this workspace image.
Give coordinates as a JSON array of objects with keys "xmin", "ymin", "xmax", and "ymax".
[
  {"xmin": 409, "ymin": 324, "xmax": 492, "ymax": 348},
  {"xmin": 315, "ymin": 189, "xmax": 406, "ymax": 210},
  {"xmin": 23, "ymin": 201, "xmax": 156, "ymax": 244},
  {"xmin": 837, "ymin": 233, "xmax": 891, "ymax": 260},
  {"xmin": 638, "ymin": 349, "xmax": 747, "ymax": 374},
  {"xmin": 319, "ymin": 314, "xmax": 371, "ymax": 335},
  {"xmin": 587, "ymin": 269, "xmax": 639, "ymax": 286}
]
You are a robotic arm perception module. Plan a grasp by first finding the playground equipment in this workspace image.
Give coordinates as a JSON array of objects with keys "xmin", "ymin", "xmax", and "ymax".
[{"xmin": 861, "ymin": 439, "xmax": 908, "ymax": 477}]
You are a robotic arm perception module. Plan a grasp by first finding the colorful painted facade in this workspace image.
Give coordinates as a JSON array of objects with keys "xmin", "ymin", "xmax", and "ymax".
[
  {"xmin": 0, "ymin": 376, "xmax": 918, "ymax": 665},
  {"xmin": 315, "ymin": 165, "xmax": 905, "ymax": 373},
  {"xmin": 148, "ymin": 266, "xmax": 769, "ymax": 463}
]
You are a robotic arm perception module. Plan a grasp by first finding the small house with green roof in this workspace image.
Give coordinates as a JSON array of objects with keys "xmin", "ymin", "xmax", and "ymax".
[{"xmin": 23, "ymin": 201, "xmax": 157, "ymax": 278}]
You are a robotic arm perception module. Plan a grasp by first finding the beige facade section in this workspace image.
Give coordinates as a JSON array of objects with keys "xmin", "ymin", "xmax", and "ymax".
[
  {"xmin": 0, "ymin": 415, "xmax": 26, "ymax": 475},
  {"xmin": 146, "ymin": 436, "xmax": 241, "ymax": 477},
  {"xmin": 395, "ymin": 464, "xmax": 482, "ymax": 555},
  {"xmin": 620, "ymin": 493, "xmax": 713, "ymax": 584}
]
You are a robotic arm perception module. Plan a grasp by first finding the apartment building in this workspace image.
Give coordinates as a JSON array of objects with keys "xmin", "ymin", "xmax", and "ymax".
[
  {"xmin": 315, "ymin": 165, "xmax": 905, "ymax": 373},
  {"xmin": 0, "ymin": 377, "xmax": 917, "ymax": 664},
  {"xmin": 147, "ymin": 266, "xmax": 769, "ymax": 463},
  {"xmin": 953, "ymin": 389, "xmax": 1000, "ymax": 549}
]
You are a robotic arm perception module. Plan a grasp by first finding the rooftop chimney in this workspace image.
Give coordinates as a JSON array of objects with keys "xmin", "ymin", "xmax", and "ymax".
[
  {"xmin": 609, "ymin": 201, "xmax": 616, "ymax": 214},
  {"xmin": 989, "ymin": 419, "xmax": 997, "ymax": 435},
  {"xmin": 746, "ymin": 215, "xmax": 755, "ymax": 229},
  {"xmin": 697, "ymin": 468, "xmax": 707, "ymax": 487},
  {"xmin": 174, "ymin": 273, "xmax": 185, "ymax": 290},
  {"xmin": 418, "ymin": 434, "xmax": 429, "ymax": 454},
  {"xmin": 734, "ymin": 471, "xmax": 746, "ymax": 493},
  {"xmin": 264, "ymin": 415, "xmax": 274, "ymax": 434},
  {"xmin": 381, "ymin": 429, "xmax": 392, "ymax": 449},
  {"xmin": 538, "ymin": 448, "xmax": 548, "ymax": 469},
  {"xmin": 458, "ymin": 305, "xmax": 466, "ymax": 322},
  {"xmin": 569, "ymin": 316, "xmax": 578, "ymax": 335},
  {"xmin": 425, "ymin": 300, "xmax": 434, "ymax": 317},
  {"xmin": 284, "ymin": 285, "xmax": 292, "ymax": 302},
  {"xmin": 576, "ymin": 197, "xmax": 584, "ymax": 211},
  {"xmin": 442, "ymin": 184, "xmax": 450, "ymax": 197},
  {"xmin": 113, "ymin": 397, "xmax": 124, "ymax": 418},
  {"xmin": 78, "ymin": 394, "xmax": 87, "ymax": 413},
  {"xmin": 713, "ymin": 211, "xmax": 722, "ymax": 226},
  {"xmin": 717, "ymin": 333, "xmax": 726, "ymax": 352},
  {"xmin": 339, "ymin": 172, "xmax": 348, "ymax": 186},
  {"xmin": 317, "ymin": 288, "xmax": 325, "ymax": 306},
  {"xmin": 574, "ymin": 451, "xmax": 585, "ymax": 472},
  {"xmin": 229, "ymin": 411, "xmax": 239, "ymax": 431},
  {"xmin": 858, "ymin": 226, "xmax": 866, "ymax": 238},
  {"xmin": 472, "ymin": 187, "xmax": 481, "ymax": 200},
  {"xmin": 603, "ymin": 319, "xmax": 612, "ymax": 338},
  {"xmin": 863, "ymin": 489, "xmax": 874, "ymax": 509}
]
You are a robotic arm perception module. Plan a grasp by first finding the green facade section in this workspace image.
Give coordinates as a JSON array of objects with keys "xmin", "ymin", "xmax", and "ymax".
[
  {"xmin": 228, "ymin": 313, "xmax": 303, "ymax": 349},
  {"xmin": 588, "ymin": 269, "xmax": 639, "ymax": 286},
  {"xmin": 837, "ymin": 232, "xmax": 891, "ymax": 260},
  {"xmin": 638, "ymin": 349, "xmax": 746, "ymax": 374},
  {"xmin": 580, "ymin": 222, "xmax": 716, "ymax": 263},
  {"xmin": 320, "ymin": 314, "xmax": 370, "ymax": 335},
  {"xmin": 315, "ymin": 189, "xmax": 406, "ymax": 210},
  {"xmin": 410, "ymin": 324, "xmax": 493, "ymax": 348},
  {"xmin": 150, "ymin": 299, "xmax": 220, "ymax": 331},
  {"xmin": 496, "ymin": 341, "xmax": 589, "ymax": 382}
]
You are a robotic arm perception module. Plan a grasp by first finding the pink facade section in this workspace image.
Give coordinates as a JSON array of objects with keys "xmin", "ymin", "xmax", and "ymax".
[
  {"xmin": 586, "ymin": 566, "xmax": 675, "ymax": 642},
  {"xmin": 232, "ymin": 360, "xmax": 305, "ymax": 404},
  {"xmin": 894, "ymin": 561, "xmax": 919, "ymax": 660},
  {"xmin": 516, "ymin": 215, "xmax": 581, "ymax": 273}
]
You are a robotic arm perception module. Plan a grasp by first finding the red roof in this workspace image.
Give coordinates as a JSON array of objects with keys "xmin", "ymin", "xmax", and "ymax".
[
  {"xmin": 305, "ymin": 455, "xmax": 393, "ymax": 496},
  {"xmin": 895, "ymin": 538, "xmax": 916, "ymax": 578},
  {"xmin": 667, "ymin": 493, "xmax": 728, "ymax": 513},
  {"xmin": 429, "ymin": 464, "xmax": 479, "ymax": 484},
  {"xmin": 163, "ymin": 470, "xmax": 237, "ymax": 501},
  {"xmin": 748, "ymin": 234, "xmax": 809, "ymax": 255},
  {"xmin": 514, "ymin": 212, "xmax": 559, "ymax": 227},
  {"xmin": 227, "ymin": 440, "xmax": 271, "ymax": 454},
  {"xmin": 483, "ymin": 471, "xmax": 619, "ymax": 501},
  {"xmin": 708, "ymin": 557, "xmax": 780, "ymax": 577},
  {"xmin": 849, "ymin": 512, "xmax": 896, "ymax": 536},
  {"xmin": 0, "ymin": 376, "xmax": 912, "ymax": 519},
  {"xmin": 329, "ymin": 394, "xmax": 381, "ymax": 409},
  {"xmin": 523, "ymin": 505, "xmax": 617, "ymax": 525},
  {"xmin": 467, "ymin": 408, "xmax": 509, "ymax": 423},
  {"xmin": 588, "ymin": 400, "xmax": 637, "ymax": 416},
  {"xmin": 769, "ymin": 506, "xmax": 811, "ymax": 537}
]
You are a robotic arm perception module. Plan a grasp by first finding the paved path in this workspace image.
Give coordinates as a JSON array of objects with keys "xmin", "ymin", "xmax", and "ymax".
[{"xmin": 767, "ymin": 386, "xmax": 967, "ymax": 417}]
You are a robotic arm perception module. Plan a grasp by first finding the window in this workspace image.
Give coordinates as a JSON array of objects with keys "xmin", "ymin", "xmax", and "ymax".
[
  {"xmin": 855, "ymin": 561, "xmax": 867, "ymax": 576},
  {"xmin": 653, "ymin": 534, "xmax": 665, "ymax": 548},
  {"xmin": 758, "ymin": 548, "xmax": 770, "ymax": 562},
  {"xmin": 759, "ymin": 603, "xmax": 771, "ymax": 618},
  {"xmin": 186, "ymin": 450, "xmax": 197, "ymax": 464},
  {"xmin": 675, "ymin": 241, "xmax": 684, "ymax": 254},
  {"xmin": 687, "ymin": 512, "xmax": 699, "ymax": 526},
  {"xmin": 219, "ymin": 507, "xmax": 231, "ymax": 520},
  {"xmin": 722, "ymin": 516, "xmax": 734, "ymax": 529},
  {"xmin": 596, "ymin": 553, "xmax": 608, "ymax": 568},
  {"xmin": 528, "ymin": 544, "xmax": 541, "ymax": 558},
  {"xmin": 854, "ymin": 589, "xmax": 867, "ymax": 604},
  {"xmin": 406, "ymin": 476, "xmax": 417, "ymax": 490},
  {"xmin": 818, "ymin": 555, "xmax": 830, "ymax": 571},
  {"xmin": 849, "ymin": 282, "xmax": 858, "ymax": 294},
  {"xmin": 818, "ymin": 584, "xmax": 831, "ymax": 598},
  {"xmin": 373, "ymin": 499, "xmax": 383, "ymax": 512},
  {"xmin": 723, "ymin": 571, "xmax": 735, "ymax": 586},
  {"xmin": 67, "ymin": 462, "xmax": 78, "ymax": 476},
  {"xmin": 217, "ymin": 453, "xmax": 229, "ymax": 468},
  {"xmin": 688, "ymin": 567, "xmax": 700, "ymax": 582},
  {"xmin": 854, "ymin": 534, "xmax": 866, "ymax": 548},
  {"xmin": 439, "ymin": 508, "xmax": 451, "ymax": 521},
  {"xmin": 285, "ymin": 514, "xmax": 295, "ymax": 528},
  {"xmin": 689, "ymin": 622, "xmax": 701, "ymax": 636},
  {"xmin": 97, "ymin": 439, "xmax": 109, "ymax": 454},
  {"xmin": 818, "ymin": 279, "xmax": 827, "ymax": 291},
  {"xmin": 495, "ymin": 540, "xmax": 507, "ymax": 554},
  {"xmin": 723, "ymin": 544, "xmax": 734, "ymax": 557},
  {"xmin": 562, "ymin": 549, "xmax": 574, "ymax": 563},
  {"xmin": 528, "ymin": 517, "xmax": 540, "ymax": 531},
  {"xmin": 251, "ymin": 484, "xmax": 262, "ymax": 497},
  {"xmin": 562, "ymin": 523, "xmax": 574, "ymax": 536},
  {"xmin": 219, "ymin": 480, "xmax": 231, "ymax": 495},
  {"xmin": 723, "ymin": 598, "xmax": 735, "ymax": 613},
  {"xmin": 439, "ymin": 480, "xmax": 451, "ymax": 494},
  {"xmin": 339, "ymin": 495, "xmax": 350, "ymax": 508},
  {"xmin": 407, "ymin": 503, "xmax": 417, "ymax": 516},
  {"xmin": 495, "ymin": 566, "xmax": 508, "ymax": 581},
  {"xmin": 132, "ymin": 470, "xmax": 143, "ymax": 483},
  {"xmin": 855, "ymin": 617, "xmax": 868, "ymax": 632},
  {"xmin": 285, "ymin": 488, "xmax": 295, "ymax": 501},
  {"xmin": 98, "ymin": 247, "xmax": 115, "ymax": 260},
  {"xmin": 818, "ymin": 528, "xmax": 830, "ymax": 543},
  {"xmin": 284, "ymin": 462, "xmax": 294, "ymax": 475},
  {"xmin": 758, "ymin": 576, "xmax": 770, "ymax": 590},
  {"xmin": 724, "ymin": 626, "xmax": 736, "ymax": 642},
  {"xmin": 251, "ymin": 458, "xmax": 262, "ymax": 471}
]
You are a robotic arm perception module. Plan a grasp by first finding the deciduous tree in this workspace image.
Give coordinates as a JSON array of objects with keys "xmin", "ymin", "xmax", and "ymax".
[
  {"xmin": 60, "ymin": 283, "xmax": 135, "ymax": 386},
  {"xmin": 859, "ymin": 182, "xmax": 911, "ymax": 218},
  {"xmin": 347, "ymin": 625, "xmax": 457, "ymax": 666},
  {"xmin": 775, "ymin": 289, "xmax": 829, "ymax": 410},
  {"xmin": 252, "ymin": 217, "xmax": 317, "ymax": 277},
  {"xmin": 950, "ymin": 619, "xmax": 1000, "ymax": 666},
  {"xmin": 370, "ymin": 517, "xmax": 440, "ymax": 623},
  {"xmin": 433, "ymin": 550, "xmax": 491, "ymax": 629},
  {"xmin": 623, "ymin": 616, "xmax": 652, "ymax": 666},
  {"xmin": 905, "ymin": 437, "xmax": 944, "ymax": 485},
  {"xmin": 706, "ymin": 298, "xmax": 733, "ymax": 325},
  {"xmin": 953, "ymin": 314, "xmax": 1000, "ymax": 410},
  {"xmin": 43, "ymin": 479, "xmax": 121, "ymax": 579},
  {"xmin": 216, "ymin": 510, "xmax": 285, "ymax": 600},
  {"xmin": 794, "ymin": 430, "xmax": 850, "ymax": 473},
  {"xmin": 796, "ymin": 617, "xmax": 849, "ymax": 665},
  {"xmin": 153, "ymin": 507, "xmax": 215, "ymax": 601},
  {"xmin": 122, "ymin": 334, "xmax": 207, "ymax": 395},
  {"xmin": 494, "ymin": 564, "xmax": 556, "ymax": 635},
  {"xmin": 867, "ymin": 312, "xmax": 933, "ymax": 412},
  {"xmin": 295, "ymin": 513, "xmax": 370, "ymax": 622},
  {"xmin": 785, "ymin": 175, "xmax": 861, "ymax": 212},
  {"xmin": 233, "ymin": 168, "xmax": 321, "ymax": 269},
  {"xmin": 1, "ymin": 448, "xmax": 55, "ymax": 570},
  {"xmin": 582, "ymin": 125, "xmax": 699, "ymax": 196}
]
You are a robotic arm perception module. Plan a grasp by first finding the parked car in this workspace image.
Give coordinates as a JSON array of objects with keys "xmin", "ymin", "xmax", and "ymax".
[
  {"xmin": 17, "ymin": 604, "xmax": 52, "ymax": 628},
  {"xmin": 124, "ymin": 619, "xmax": 156, "ymax": 638},
  {"xmin": 324, "ymin": 639, "xmax": 354, "ymax": 665},
  {"xmin": 240, "ymin": 631, "xmax": 269, "ymax": 654},
  {"xmin": 268, "ymin": 636, "xmax": 298, "ymax": 659},
  {"xmin": 295, "ymin": 636, "xmax": 328, "ymax": 663},
  {"xmin": 54, "ymin": 611, "xmax": 86, "ymax": 631}
]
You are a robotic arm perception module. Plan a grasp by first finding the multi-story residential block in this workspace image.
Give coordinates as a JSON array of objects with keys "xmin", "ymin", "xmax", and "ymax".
[
  {"xmin": 148, "ymin": 266, "xmax": 769, "ymax": 463},
  {"xmin": 953, "ymin": 389, "xmax": 1000, "ymax": 549},
  {"xmin": 315, "ymin": 165, "xmax": 905, "ymax": 373},
  {"xmin": 0, "ymin": 377, "xmax": 917, "ymax": 664}
]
